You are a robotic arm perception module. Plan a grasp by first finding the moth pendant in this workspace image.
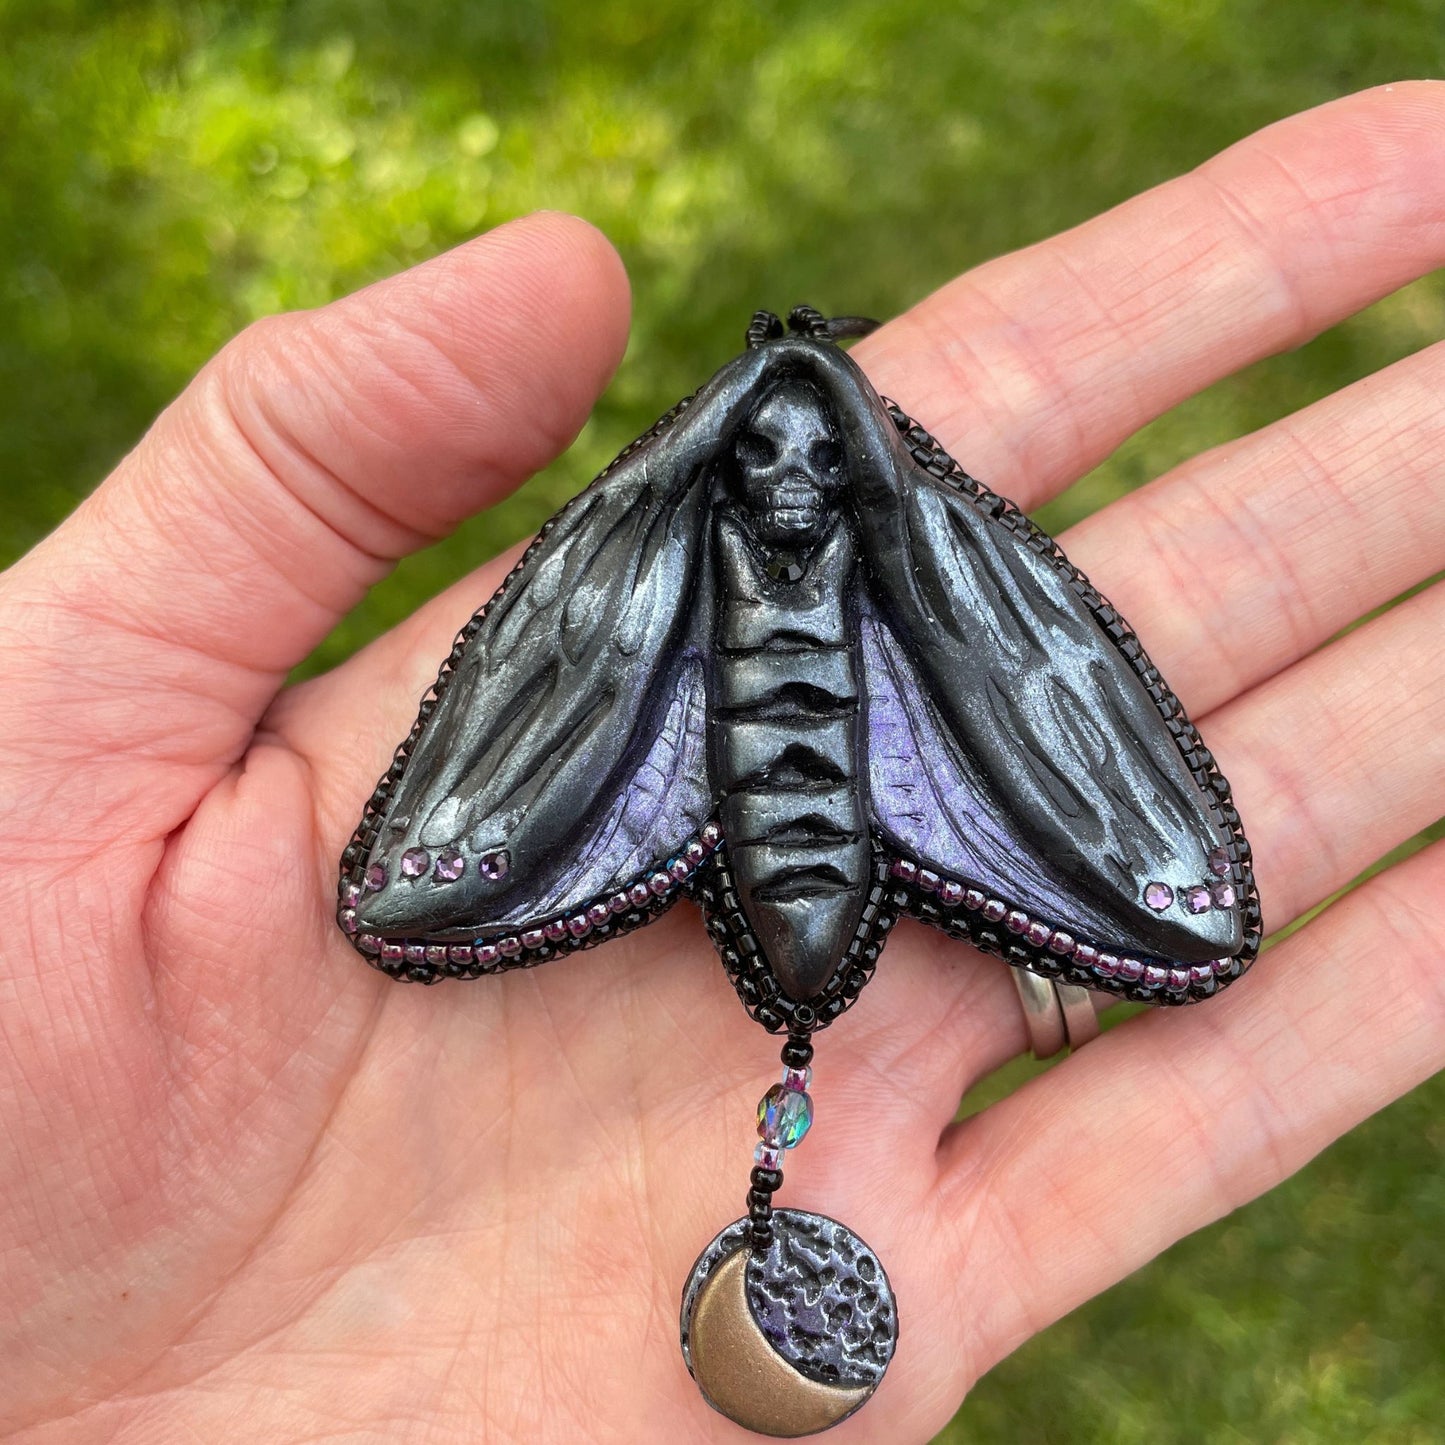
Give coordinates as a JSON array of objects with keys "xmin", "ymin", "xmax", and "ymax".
[{"xmin": 337, "ymin": 305, "xmax": 1258, "ymax": 1437}]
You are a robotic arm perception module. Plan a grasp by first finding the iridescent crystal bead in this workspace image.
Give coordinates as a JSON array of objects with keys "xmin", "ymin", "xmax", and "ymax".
[
  {"xmin": 757, "ymin": 1084, "xmax": 813, "ymax": 1150},
  {"xmin": 754, "ymin": 1142, "xmax": 783, "ymax": 1171}
]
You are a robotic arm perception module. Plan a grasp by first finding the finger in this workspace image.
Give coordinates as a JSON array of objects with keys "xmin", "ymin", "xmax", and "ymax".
[
  {"xmin": 927, "ymin": 836, "xmax": 1445, "ymax": 1383},
  {"xmin": 1062, "ymin": 338, "xmax": 1445, "ymax": 716},
  {"xmin": 855, "ymin": 81, "xmax": 1445, "ymax": 506},
  {"xmin": 897, "ymin": 574, "xmax": 1443, "ymax": 1102},
  {"xmin": 0, "ymin": 213, "xmax": 630, "ymax": 841}
]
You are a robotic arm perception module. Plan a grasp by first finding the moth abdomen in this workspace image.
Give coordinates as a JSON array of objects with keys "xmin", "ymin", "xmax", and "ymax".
[{"xmin": 713, "ymin": 513, "xmax": 869, "ymax": 1002}]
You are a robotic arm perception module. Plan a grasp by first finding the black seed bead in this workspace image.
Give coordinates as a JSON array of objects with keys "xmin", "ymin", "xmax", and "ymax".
[
  {"xmin": 750, "ymin": 1166, "xmax": 784, "ymax": 1192},
  {"xmin": 749, "ymin": 1200, "xmax": 773, "ymax": 1224},
  {"xmin": 781, "ymin": 1036, "xmax": 814, "ymax": 1070}
]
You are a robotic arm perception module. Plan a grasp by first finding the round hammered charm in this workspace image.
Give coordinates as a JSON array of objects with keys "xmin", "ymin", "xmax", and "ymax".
[{"xmin": 680, "ymin": 1209, "xmax": 897, "ymax": 1438}]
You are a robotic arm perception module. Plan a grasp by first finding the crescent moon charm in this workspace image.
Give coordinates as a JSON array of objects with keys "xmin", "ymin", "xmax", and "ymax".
[{"xmin": 681, "ymin": 1210, "xmax": 898, "ymax": 1437}]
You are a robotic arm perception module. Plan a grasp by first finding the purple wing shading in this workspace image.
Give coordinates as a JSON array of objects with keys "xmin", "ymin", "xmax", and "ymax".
[
  {"xmin": 344, "ymin": 343, "xmax": 788, "ymax": 968},
  {"xmin": 860, "ymin": 597, "xmax": 1127, "ymax": 943},
  {"xmin": 488, "ymin": 655, "xmax": 710, "ymax": 925}
]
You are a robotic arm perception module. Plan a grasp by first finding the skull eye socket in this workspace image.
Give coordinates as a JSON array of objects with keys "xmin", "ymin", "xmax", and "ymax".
[
  {"xmin": 809, "ymin": 438, "xmax": 842, "ymax": 473},
  {"xmin": 736, "ymin": 431, "xmax": 778, "ymax": 469}
]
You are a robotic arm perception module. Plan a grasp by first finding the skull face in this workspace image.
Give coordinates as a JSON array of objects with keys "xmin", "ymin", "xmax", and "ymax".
[{"xmin": 731, "ymin": 381, "xmax": 844, "ymax": 550}]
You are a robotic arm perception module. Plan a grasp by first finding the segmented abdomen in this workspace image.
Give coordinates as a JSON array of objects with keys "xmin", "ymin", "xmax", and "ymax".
[{"xmin": 711, "ymin": 515, "xmax": 869, "ymax": 1001}]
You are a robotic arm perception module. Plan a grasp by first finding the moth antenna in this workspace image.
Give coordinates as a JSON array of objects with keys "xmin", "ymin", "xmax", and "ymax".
[{"xmin": 745, "ymin": 310, "xmax": 785, "ymax": 349}]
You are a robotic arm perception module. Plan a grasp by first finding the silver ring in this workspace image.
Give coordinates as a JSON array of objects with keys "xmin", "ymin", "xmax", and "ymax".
[{"xmin": 1010, "ymin": 967, "xmax": 1101, "ymax": 1058}]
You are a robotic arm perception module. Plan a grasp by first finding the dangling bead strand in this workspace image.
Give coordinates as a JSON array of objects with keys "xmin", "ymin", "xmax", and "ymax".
[{"xmin": 748, "ymin": 1034, "xmax": 815, "ymax": 1250}]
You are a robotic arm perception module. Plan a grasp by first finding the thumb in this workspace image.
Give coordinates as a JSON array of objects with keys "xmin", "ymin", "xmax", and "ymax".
[{"xmin": 0, "ymin": 212, "xmax": 630, "ymax": 846}]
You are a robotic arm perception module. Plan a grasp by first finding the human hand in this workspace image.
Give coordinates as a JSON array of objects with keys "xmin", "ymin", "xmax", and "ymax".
[{"xmin": 3, "ymin": 83, "xmax": 1442, "ymax": 1443}]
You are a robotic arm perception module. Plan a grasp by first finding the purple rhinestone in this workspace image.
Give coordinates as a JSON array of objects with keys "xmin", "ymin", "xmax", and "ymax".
[
  {"xmin": 588, "ymin": 902, "xmax": 611, "ymax": 925},
  {"xmin": 1074, "ymin": 943, "xmax": 1098, "ymax": 967},
  {"xmin": 701, "ymin": 821, "xmax": 722, "ymax": 848},
  {"xmin": 1212, "ymin": 957, "xmax": 1235, "ymax": 977},
  {"xmin": 434, "ymin": 848, "xmax": 466, "ymax": 882},
  {"xmin": 939, "ymin": 880, "xmax": 964, "ymax": 906},
  {"xmin": 342, "ymin": 881, "xmax": 362, "ymax": 907},
  {"xmin": 447, "ymin": 944, "xmax": 473, "ymax": 964},
  {"xmin": 684, "ymin": 841, "xmax": 706, "ymax": 866},
  {"xmin": 1144, "ymin": 881, "xmax": 1174, "ymax": 912},
  {"xmin": 338, "ymin": 907, "xmax": 359, "ymax": 934},
  {"xmin": 543, "ymin": 920, "xmax": 568, "ymax": 942},
  {"xmin": 1208, "ymin": 846, "xmax": 1231, "ymax": 877},
  {"xmin": 567, "ymin": 915, "xmax": 591, "ymax": 938},
  {"xmin": 497, "ymin": 935, "xmax": 522, "ymax": 956},
  {"xmin": 425, "ymin": 945, "xmax": 448, "ymax": 966},
  {"xmin": 609, "ymin": 892, "xmax": 630, "ymax": 914},
  {"xmin": 1005, "ymin": 909, "xmax": 1029, "ymax": 934},
  {"xmin": 521, "ymin": 929, "xmax": 545, "ymax": 950},
  {"xmin": 1184, "ymin": 885, "xmax": 1213, "ymax": 914},
  {"xmin": 1118, "ymin": 957, "xmax": 1145, "ymax": 982},
  {"xmin": 1211, "ymin": 881, "xmax": 1237, "ymax": 909},
  {"xmin": 403, "ymin": 943, "xmax": 427, "ymax": 963},
  {"xmin": 357, "ymin": 933, "xmax": 381, "ymax": 955},
  {"xmin": 891, "ymin": 858, "xmax": 919, "ymax": 883},
  {"xmin": 400, "ymin": 848, "xmax": 430, "ymax": 879},
  {"xmin": 479, "ymin": 850, "xmax": 510, "ymax": 882},
  {"xmin": 1026, "ymin": 920, "xmax": 1051, "ymax": 947},
  {"xmin": 917, "ymin": 868, "xmax": 940, "ymax": 893},
  {"xmin": 1139, "ymin": 963, "xmax": 1168, "ymax": 988},
  {"xmin": 380, "ymin": 941, "xmax": 404, "ymax": 963},
  {"xmin": 982, "ymin": 899, "xmax": 1007, "ymax": 922},
  {"xmin": 669, "ymin": 858, "xmax": 690, "ymax": 882},
  {"xmin": 648, "ymin": 872, "xmax": 671, "ymax": 896},
  {"xmin": 474, "ymin": 943, "xmax": 498, "ymax": 967},
  {"xmin": 964, "ymin": 888, "xmax": 986, "ymax": 911},
  {"xmin": 1048, "ymin": 931, "xmax": 1075, "ymax": 956},
  {"xmin": 1094, "ymin": 952, "xmax": 1120, "ymax": 977},
  {"xmin": 629, "ymin": 881, "xmax": 651, "ymax": 906},
  {"xmin": 365, "ymin": 862, "xmax": 388, "ymax": 891},
  {"xmin": 1190, "ymin": 964, "xmax": 1214, "ymax": 985}
]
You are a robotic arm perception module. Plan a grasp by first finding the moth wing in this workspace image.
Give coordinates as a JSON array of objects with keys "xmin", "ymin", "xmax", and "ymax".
[
  {"xmin": 743, "ymin": 337, "xmax": 1240, "ymax": 966},
  {"xmin": 350, "ymin": 346, "xmax": 781, "ymax": 945},
  {"xmin": 853, "ymin": 433, "xmax": 1242, "ymax": 966}
]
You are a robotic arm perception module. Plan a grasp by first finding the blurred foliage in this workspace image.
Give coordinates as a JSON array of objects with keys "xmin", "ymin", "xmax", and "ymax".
[{"xmin": 1, "ymin": 1, "xmax": 1442, "ymax": 1439}]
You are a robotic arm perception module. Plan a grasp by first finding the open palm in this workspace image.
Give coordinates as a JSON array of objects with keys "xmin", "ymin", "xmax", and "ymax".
[{"xmin": 4, "ymin": 85, "xmax": 1443, "ymax": 1444}]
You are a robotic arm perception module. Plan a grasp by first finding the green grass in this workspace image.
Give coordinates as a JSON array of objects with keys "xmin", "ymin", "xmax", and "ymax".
[{"xmin": 2, "ymin": 2, "xmax": 1442, "ymax": 1438}]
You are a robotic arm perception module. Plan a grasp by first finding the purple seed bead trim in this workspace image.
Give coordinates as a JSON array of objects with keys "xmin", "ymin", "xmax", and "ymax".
[
  {"xmin": 521, "ymin": 929, "xmax": 545, "ymax": 950},
  {"xmin": 963, "ymin": 888, "xmax": 986, "ymax": 911},
  {"xmin": 1094, "ymin": 952, "xmax": 1120, "ymax": 977},
  {"xmin": 1140, "ymin": 963, "xmax": 1168, "ymax": 988},
  {"xmin": 939, "ymin": 880, "xmax": 964, "ymax": 906},
  {"xmin": 358, "ymin": 933, "xmax": 381, "ymax": 955},
  {"xmin": 1048, "ymin": 931, "xmax": 1075, "ymax": 956},
  {"xmin": 338, "ymin": 907, "xmax": 358, "ymax": 934},
  {"xmin": 1025, "ymin": 920, "xmax": 1051, "ymax": 947},
  {"xmin": 497, "ymin": 936, "xmax": 522, "ymax": 957},
  {"xmin": 1004, "ymin": 909, "xmax": 1028, "ymax": 934},
  {"xmin": 1117, "ymin": 957, "xmax": 1145, "ymax": 982},
  {"xmin": 982, "ymin": 899, "xmax": 1007, "ymax": 922}
]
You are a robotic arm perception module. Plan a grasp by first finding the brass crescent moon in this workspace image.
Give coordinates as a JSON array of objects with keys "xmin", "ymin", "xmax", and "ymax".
[{"xmin": 686, "ymin": 1247, "xmax": 871, "ymax": 1438}]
